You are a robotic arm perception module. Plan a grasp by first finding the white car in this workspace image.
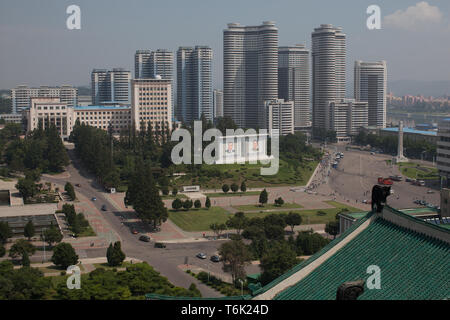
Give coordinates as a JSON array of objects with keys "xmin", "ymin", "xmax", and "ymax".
[{"xmin": 390, "ymin": 189, "xmax": 395, "ymax": 195}]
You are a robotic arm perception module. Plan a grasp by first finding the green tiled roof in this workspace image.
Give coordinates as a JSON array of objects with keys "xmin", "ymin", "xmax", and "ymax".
[{"xmin": 274, "ymin": 217, "xmax": 450, "ymax": 300}]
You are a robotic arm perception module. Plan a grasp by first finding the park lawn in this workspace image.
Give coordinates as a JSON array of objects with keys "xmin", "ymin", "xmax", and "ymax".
[
  {"xmin": 398, "ymin": 162, "xmax": 438, "ymax": 180},
  {"xmin": 233, "ymin": 202, "xmax": 303, "ymax": 211},
  {"xmin": 37, "ymin": 263, "xmax": 85, "ymax": 274},
  {"xmin": 204, "ymin": 191, "xmax": 261, "ymax": 198},
  {"xmin": 76, "ymin": 226, "xmax": 96, "ymax": 237},
  {"xmin": 161, "ymin": 194, "xmax": 188, "ymax": 200},
  {"xmin": 168, "ymin": 207, "xmax": 231, "ymax": 232},
  {"xmin": 324, "ymin": 201, "xmax": 361, "ymax": 212},
  {"xmin": 174, "ymin": 159, "xmax": 319, "ymax": 189}
]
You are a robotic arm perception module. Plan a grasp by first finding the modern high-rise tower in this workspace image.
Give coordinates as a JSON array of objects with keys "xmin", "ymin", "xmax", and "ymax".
[
  {"xmin": 311, "ymin": 24, "xmax": 346, "ymax": 131},
  {"xmin": 176, "ymin": 46, "xmax": 213, "ymax": 123},
  {"xmin": 223, "ymin": 21, "xmax": 278, "ymax": 128},
  {"xmin": 278, "ymin": 44, "xmax": 310, "ymax": 130},
  {"xmin": 213, "ymin": 89, "xmax": 223, "ymax": 118},
  {"xmin": 91, "ymin": 68, "xmax": 131, "ymax": 105},
  {"xmin": 354, "ymin": 60, "xmax": 387, "ymax": 128},
  {"xmin": 134, "ymin": 50, "xmax": 152, "ymax": 79}
]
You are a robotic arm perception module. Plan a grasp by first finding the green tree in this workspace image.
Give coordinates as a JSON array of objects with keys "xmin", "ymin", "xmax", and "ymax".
[
  {"xmin": 22, "ymin": 251, "xmax": 30, "ymax": 267},
  {"xmin": 285, "ymin": 212, "xmax": 302, "ymax": 233},
  {"xmin": 325, "ymin": 220, "xmax": 339, "ymax": 239},
  {"xmin": 51, "ymin": 242, "xmax": 78, "ymax": 269},
  {"xmin": 41, "ymin": 224, "xmax": 63, "ymax": 247},
  {"xmin": 230, "ymin": 183, "xmax": 239, "ymax": 193},
  {"xmin": 161, "ymin": 186, "xmax": 169, "ymax": 196},
  {"xmin": 222, "ymin": 184, "xmax": 229, "ymax": 193},
  {"xmin": 205, "ymin": 196, "xmax": 211, "ymax": 209},
  {"xmin": 183, "ymin": 199, "xmax": 193, "ymax": 210},
  {"xmin": 259, "ymin": 189, "xmax": 268, "ymax": 206},
  {"xmin": 64, "ymin": 182, "xmax": 76, "ymax": 201},
  {"xmin": 240, "ymin": 181, "xmax": 247, "ymax": 193},
  {"xmin": 172, "ymin": 187, "xmax": 178, "ymax": 196},
  {"xmin": 194, "ymin": 199, "xmax": 201, "ymax": 209},
  {"xmin": 0, "ymin": 244, "xmax": 5, "ymax": 257},
  {"xmin": 226, "ymin": 212, "xmax": 248, "ymax": 236},
  {"xmin": 106, "ymin": 241, "xmax": 126, "ymax": 267},
  {"xmin": 126, "ymin": 165, "xmax": 168, "ymax": 229},
  {"xmin": 218, "ymin": 239, "xmax": 251, "ymax": 284},
  {"xmin": 274, "ymin": 197, "xmax": 284, "ymax": 206},
  {"xmin": 0, "ymin": 221, "xmax": 12, "ymax": 244},
  {"xmin": 9, "ymin": 239, "xmax": 36, "ymax": 265},
  {"xmin": 16, "ymin": 178, "xmax": 38, "ymax": 201},
  {"xmin": 24, "ymin": 220, "xmax": 35, "ymax": 241},
  {"xmin": 172, "ymin": 198, "xmax": 182, "ymax": 211},
  {"xmin": 260, "ymin": 241, "xmax": 298, "ymax": 285}
]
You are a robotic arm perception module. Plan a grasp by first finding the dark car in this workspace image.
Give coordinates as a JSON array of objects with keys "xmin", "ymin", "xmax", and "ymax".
[
  {"xmin": 91, "ymin": 197, "xmax": 97, "ymax": 201},
  {"xmin": 101, "ymin": 205, "xmax": 107, "ymax": 211},
  {"xmin": 75, "ymin": 184, "xmax": 81, "ymax": 187},
  {"xmin": 139, "ymin": 235, "xmax": 151, "ymax": 242},
  {"xmin": 210, "ymin": 255, "xmax": 220, "ymax": 262},
  {"xmin": 154, "ymin": 242, "xmax": 166, "ymax": 248}
]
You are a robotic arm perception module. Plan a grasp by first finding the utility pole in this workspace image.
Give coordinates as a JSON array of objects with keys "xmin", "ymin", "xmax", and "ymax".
[{"xmin": 42, "ymin": 228, "xmax": 46, "ymax": 263}]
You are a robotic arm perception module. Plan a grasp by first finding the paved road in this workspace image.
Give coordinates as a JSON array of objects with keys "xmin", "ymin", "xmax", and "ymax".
[
  {"xmin": 323, "ymin": 147, "xmax": 440, "ymax": 209},
  {"xmin": 41, "ymin": 145, "xmax": 224, "ymax": 298}
]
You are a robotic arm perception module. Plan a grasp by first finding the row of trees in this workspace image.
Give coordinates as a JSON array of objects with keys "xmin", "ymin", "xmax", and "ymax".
[
  {"xmin": 221, "ymin": 181, "xmax": 247, "ymax": 193},
  {"xmin": 61, "ymin": 204, "xmax": 90, "ymax": 236},
  {"xmin": 0, "ymin": 260, "xmax": 201, "ymax": 300},
  {"xmin": 171, "ymin": 198, "xmax": 208, "ymax": 211},
  {"xmin": 215, "ymin": 211, "xmax": 331, "ymax": 286},
  {"xmin": 3, "ymin": 123, "xmax": 68, "ymax": 173},
  {"xmin": 354, "ymin": 130, "xmax": 436, "ymax": 160}
]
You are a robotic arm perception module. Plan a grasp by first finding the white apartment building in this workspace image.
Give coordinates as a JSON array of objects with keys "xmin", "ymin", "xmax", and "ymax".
[
  {"xmin": 223, "ymin": 21, "xmax": 278, "ymax": 128},
  {"xmin": 27, "ymin": 97, "xmax": 131, "ymax": 138},
  {"xmin": 437, "ymin": 118, "xmax": 450, "ymax": 187},
  {"xmin": 311, "ymin": 24, "xmax": 346, "ymax": 131},
  {"xmin": 278, "ymin": 45, "xmax": 311, "ymax": 130},
  {"xmin": 11, "ymin": 85, "xmax": 78, "ymax": 113},
  {"xmin": 213, "ymin": 89, "xmax": 223, "ymax": 118},
  {"xmin": 74, "ymin": 106, "xmax": 131, "ymax": 134},
  {"xmin": 264, "ymin": 99, "xmax": 294, "ymax": 136},
  {"xmin": 329, "ymin": 99, "xmax": 368, "ymax": 142},
  {"xmin": 27, "ymin": 97, "xmax": 75, "ymax": 138},
  {"xmin": 131, "ymin": 78, "xmax": 172, "ymax": 132},
  {"xmin": 91, "ymin": 68, "xmax": 131, "ymax": 105},
  {"xmin": 354, "ymin": 60, "xmax": 387, "ymax": 128}
]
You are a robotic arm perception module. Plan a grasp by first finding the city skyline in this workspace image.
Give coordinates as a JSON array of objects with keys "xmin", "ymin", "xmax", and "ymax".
[{"xmin": 1, "ymin": 1, "xmax": 450, "ymax": 91}]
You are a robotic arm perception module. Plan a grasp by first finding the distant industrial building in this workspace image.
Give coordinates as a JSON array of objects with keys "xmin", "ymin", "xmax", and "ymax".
[{"xmin": 380, "ymin": 126, "xmax": 437, "ymax": 144}]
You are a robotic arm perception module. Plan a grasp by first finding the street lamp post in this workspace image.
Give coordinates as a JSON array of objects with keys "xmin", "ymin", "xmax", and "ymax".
[
  {"xmin": 238, "ymin": 279, "xmax": 243, "ymax": 296},
  {"xmin": 41, "ymin": 228, "xmax": 46, "ymax": 264}
]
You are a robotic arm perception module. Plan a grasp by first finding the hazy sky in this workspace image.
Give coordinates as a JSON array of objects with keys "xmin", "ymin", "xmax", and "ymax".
[{"xmin": 1, "ymin": 0, "xmax": 449, "ymax": 89}]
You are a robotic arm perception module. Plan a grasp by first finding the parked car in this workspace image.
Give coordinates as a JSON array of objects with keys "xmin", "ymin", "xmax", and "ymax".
[
  {"xmin": 75, "ymin": 184, "xmax": 81, "ymax": 187},
  {"xmin": 91, "ymin": 197, "xmax": 97, "ymax": 201},
  {"xmin": 196, "ymin": 253, "xmax": 207, "ymax": 259},
  {"xmin": 154, "ymin": 242, "xmax": 166, "ymax": 248},
  {"xmin": 427, "ymin": 190, "xmax": 434, "ymax": 194},
  {"xmin": 131, "ymin": 229, "xmax": 139, "ymax": 235},
  {"xmin": 210, "ymin": 255, "xmax": 220, "ymax": 262},
  {"xmin": 101, "ymin": 204, "xmax": 107, "ymax": 211},
  {"xmin": 139, "ymin": 235, "xmax": 151, "ymax": 242}
]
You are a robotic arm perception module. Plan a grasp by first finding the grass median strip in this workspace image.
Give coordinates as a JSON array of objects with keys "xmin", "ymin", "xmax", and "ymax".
[
  {"xmin": 168, "ymin": 207, "xmax": 232, "ymax": 232},
  {"xmin": 204, "ymin": 191, "xmax": 261, "ymax": 198},
  {"xmin": 233, "ymin": 202, "xmax": 303, "ymax": 211}
]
